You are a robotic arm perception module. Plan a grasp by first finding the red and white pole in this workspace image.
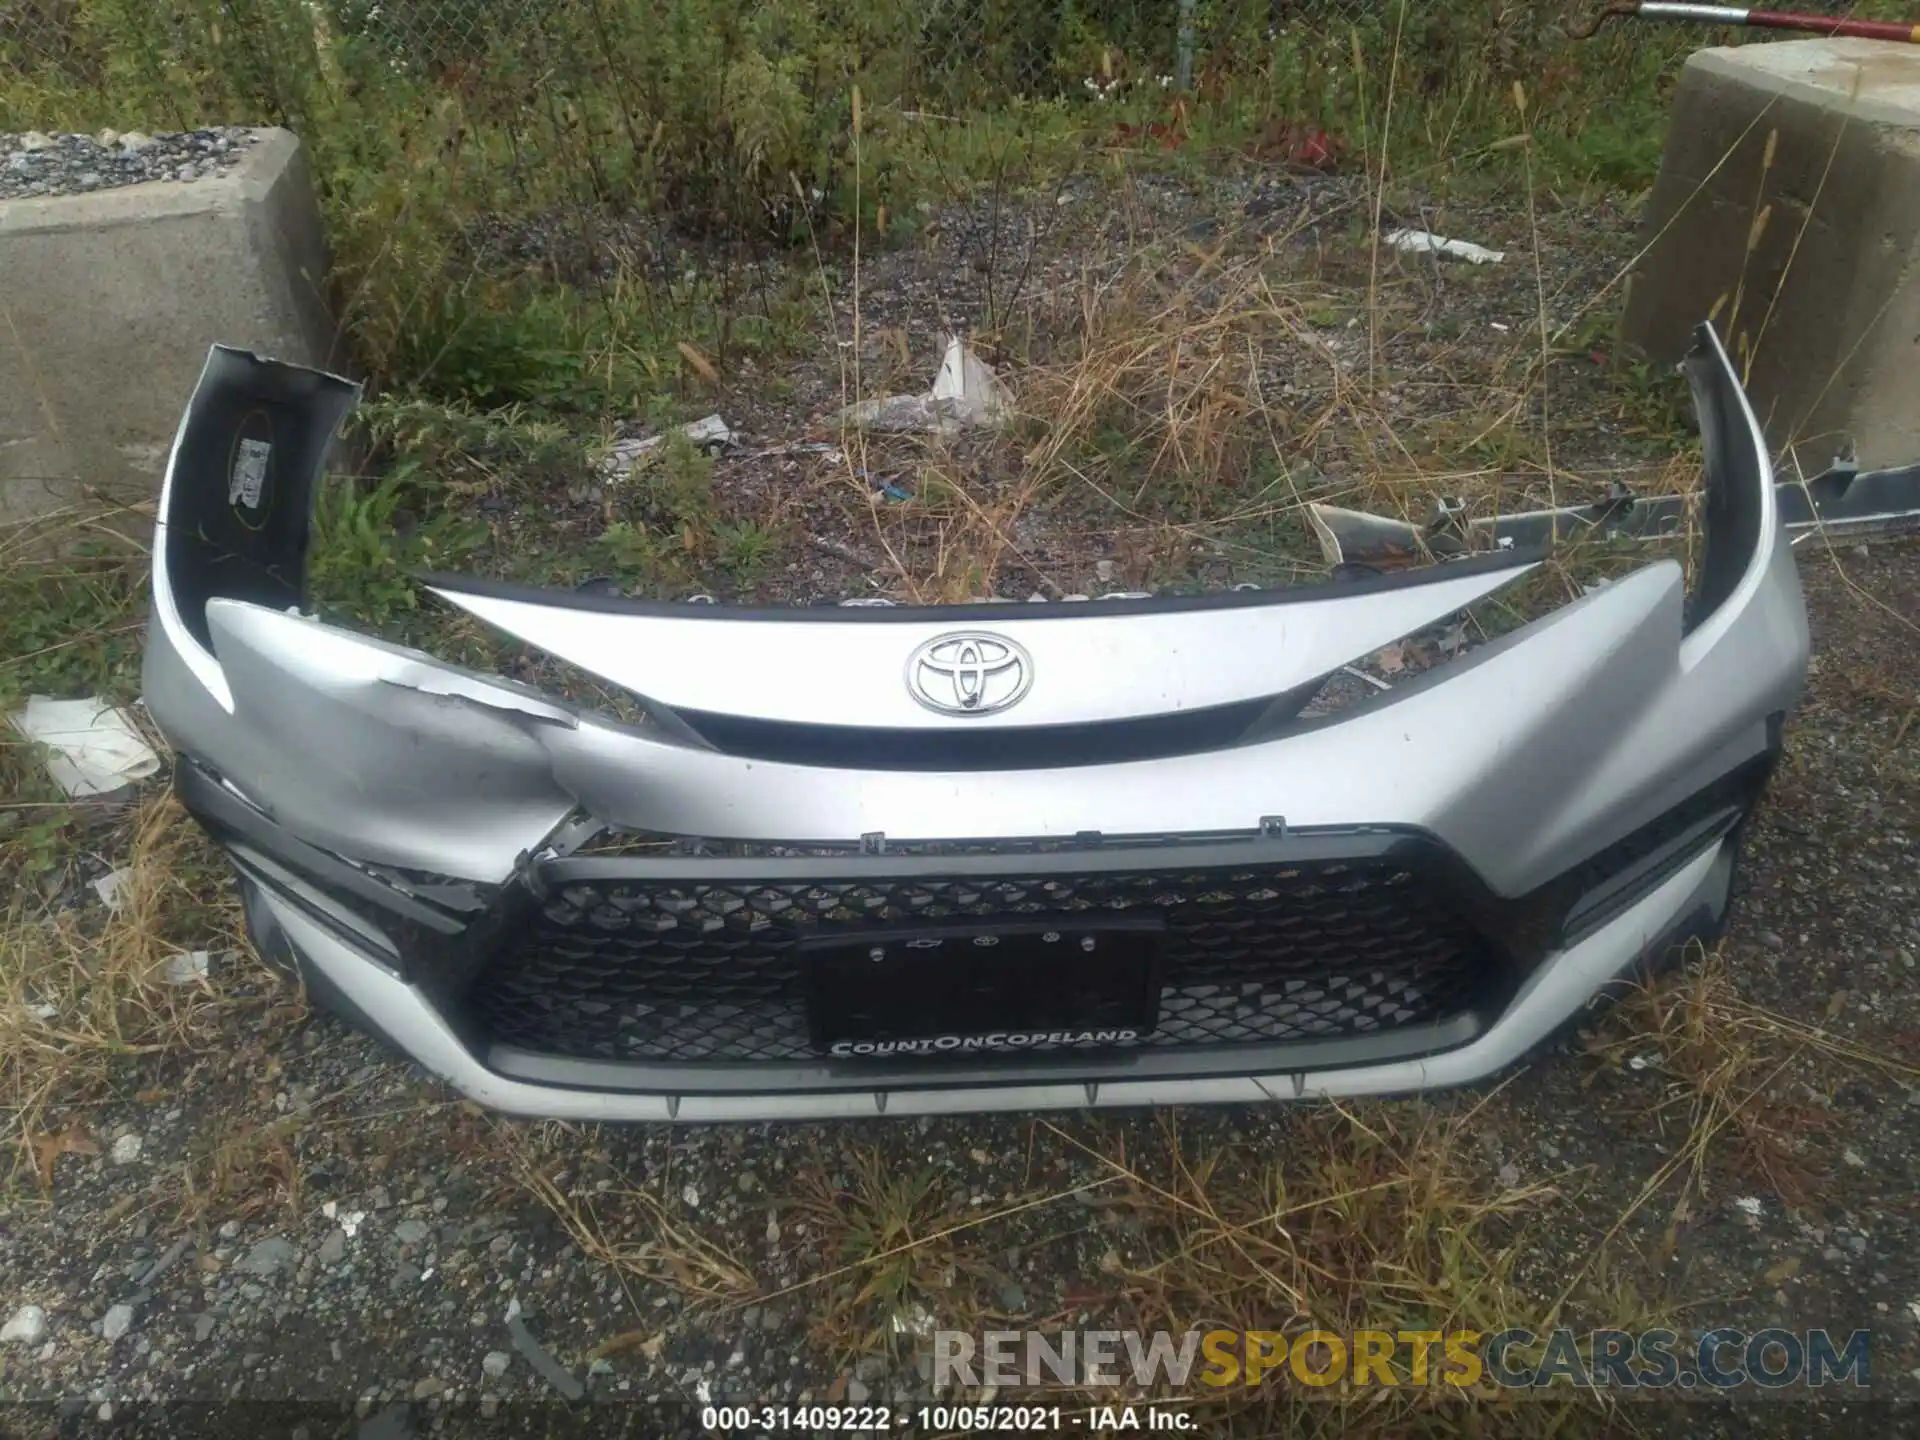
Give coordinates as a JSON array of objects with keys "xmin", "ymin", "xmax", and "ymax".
[{"xmin": 1590, "ymin": 2, "xmax": 1920, "ymax": 42}]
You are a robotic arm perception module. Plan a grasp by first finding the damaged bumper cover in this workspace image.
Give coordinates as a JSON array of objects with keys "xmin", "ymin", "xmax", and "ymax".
[{"xmin": 144, "ymin": 326, "xmax": 1810, "ymax": 1121}]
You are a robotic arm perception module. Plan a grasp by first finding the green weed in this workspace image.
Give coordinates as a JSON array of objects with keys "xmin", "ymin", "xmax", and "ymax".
[
  {"xmin": 592, "ymin": 521, "xmax": 669, "ymax": 579},
  {"xmin": 714, "ymin": 518, "xmax": 784, "ymax": 584},
  {"xmin": 0, "ymin": 541, "xmax": 147, "ymax": 712},
  {"xmin": 306, "ymin": 461, "xmax": 490, "ymax": 633}
]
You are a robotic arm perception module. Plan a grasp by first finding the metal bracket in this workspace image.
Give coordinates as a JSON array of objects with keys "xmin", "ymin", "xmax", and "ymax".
[{"xmin": 1309, "ymin": 462, "xmax": 1920, "ymax": 567}]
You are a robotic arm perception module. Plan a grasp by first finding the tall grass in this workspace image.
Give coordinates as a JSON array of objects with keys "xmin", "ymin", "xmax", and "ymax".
[{"xmin": 4, "ymin": 0, "xmax": 1720, "ymax": 402}]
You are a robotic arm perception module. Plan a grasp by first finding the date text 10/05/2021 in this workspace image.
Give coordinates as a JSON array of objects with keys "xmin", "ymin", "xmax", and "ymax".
[
  {"xmin": 701, "ymin": 1325, "xmax": 1873, "ymax": 1430},
  {"xmin": 701, "ymin": 1407, "xmax": 1192, "ymax": 1432}
]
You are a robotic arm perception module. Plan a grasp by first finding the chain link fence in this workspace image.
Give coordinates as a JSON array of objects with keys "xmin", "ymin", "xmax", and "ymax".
[
  {"xmin": 4, "ymin": 1, "xmax": 1898, "ymax": 143},
  {"xmin": 1, "ymin": 0, "xmax": 1535, "ymax": 112},
  {"xmin": 1, "ymin": 0, "xmax": 1470, "ymax": 221},
  {"xmin": 0, "ymin": 0, "xmax": 1704, "ymax": 201}
]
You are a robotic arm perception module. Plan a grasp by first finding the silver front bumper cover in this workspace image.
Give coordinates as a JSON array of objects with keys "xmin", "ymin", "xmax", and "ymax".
[{"xmin": 141, "ymin": 324, "xmax": 1810, "ymax": 1121}]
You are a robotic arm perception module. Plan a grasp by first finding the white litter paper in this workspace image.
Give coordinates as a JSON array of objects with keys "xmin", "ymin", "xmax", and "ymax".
[
  {"xmin": 890, "ymin": 1302, "xmax": 935, "ymax": 1338},
  {"xmin": 841, "ymin": 335, "xmax": 1012, "ymax": 434},
  {"xmin": 676, "ymin": 414, "xmax": 737, "ymax": 449},
  {"xmin": 598, "ymin": 415, "xmax": 736, "ymax": 482},
  {"xmin": 91, "ymin": 866, "xmax": 134, "ymax": 912},
  {"xmin": 837, "ymin": 393, "xmax": 945, "ymax": 433},
  {"xmin": 9, "ymin": 696, "xmax": 159, "ymax": 797},
  {"xmin": 162, "ymin": 950, "xmax": 212, "ymax": 986},
  {"xmin": 1385, "ymin": 229, "xmax": 1506, "ymax": 265},
  {"xmin": 929, "ymin": 334, "xmax": 1012, "ymax": 426}
]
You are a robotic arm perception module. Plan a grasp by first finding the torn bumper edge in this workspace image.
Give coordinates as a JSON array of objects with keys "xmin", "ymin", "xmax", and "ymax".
[{"xmin": 139, "ymin": 324, "xmax": 1810, "ymax": 1120}]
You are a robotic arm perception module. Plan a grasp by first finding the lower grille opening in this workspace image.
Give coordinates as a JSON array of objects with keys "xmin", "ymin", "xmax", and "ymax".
[
  {"xmin": 467, "ymin": 855, "xmax": 1505, "ymax": 1065},
  {"xmin": 1554, "ymin": 752, "xmax": 1777, "ymax": 944}
]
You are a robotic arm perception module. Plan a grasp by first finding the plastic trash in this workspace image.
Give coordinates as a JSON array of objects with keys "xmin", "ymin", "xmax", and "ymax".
[
  {"xmin": 598, "ymin": 415, "xmax": 736, "ymax": 482},
  {"xmin": 840, "ymin": 394, "xmax": 946, "ymax": 432},
  {"xmin": 91, "ymin": 866, "xmax": 133, "ymax": 911},
  {"xmin": 929, "ymin": 333, "xmax": 1012, "ymax": 425},
  {"xmin": 840, "ymin": 335, "xmax": 1012, "ymax": 434},
  {"xmin": 675, "ymin": 414, "xmax": 736, "ymax": 449},
  {"xmin": 162, "ymin": 951, "xmax": 212, "ymax": 985},
  {"xmin": 9, "ymin": 695, "xmax": 160, "ymax": 797},
  {"xmin": 1384, "ymin": 229, "xmax": 1505, "ymax": 265}
]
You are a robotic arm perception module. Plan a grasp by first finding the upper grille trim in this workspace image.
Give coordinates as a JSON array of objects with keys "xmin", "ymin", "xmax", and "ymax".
[
  {"xmin": 421, "ymin": 559, "xmax": 1534, "ymax": 736},
  {"xmin": 668, "ymin": 692, "xmax": 1308, "ymax": 771},
  {"xmin": 536, "ymin": 828, "xmax": 1436, "ymax": 888}
]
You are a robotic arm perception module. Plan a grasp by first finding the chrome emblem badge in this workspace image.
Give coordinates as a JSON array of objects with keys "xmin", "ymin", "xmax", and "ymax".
[{"xmin": 906, "ymin": 632, "xmax": 1033, "ymax": 716}]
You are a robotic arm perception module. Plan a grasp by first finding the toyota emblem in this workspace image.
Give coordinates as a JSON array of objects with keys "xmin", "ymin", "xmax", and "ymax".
[{"xmin": 905, "ymin": 632, "xmax": 1033, "ymax": 716}]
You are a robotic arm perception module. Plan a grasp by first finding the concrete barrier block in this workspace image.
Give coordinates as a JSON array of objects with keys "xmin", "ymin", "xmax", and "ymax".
[
  {"xmin": 0, "ymin": 128, "xmax": 339, "ymax": 528},
  {"xmin": 1620, "ymin": 39, "xmax": 1920, "ymax": 469}
]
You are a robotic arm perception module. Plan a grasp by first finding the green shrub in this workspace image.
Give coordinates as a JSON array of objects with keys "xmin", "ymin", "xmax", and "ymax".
[{"xmin": 5, "ymin": 0, "xmax": 1717, "ymax": 411}]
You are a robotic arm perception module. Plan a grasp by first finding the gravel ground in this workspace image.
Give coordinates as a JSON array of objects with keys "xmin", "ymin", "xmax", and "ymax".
[
  {"xmin": 0, "ymin": 129, "xmax": 258, "ymax": 200},
  {"xmin": 1, "ymin": 539, "xmax": 1914, "ymax": 1437}
]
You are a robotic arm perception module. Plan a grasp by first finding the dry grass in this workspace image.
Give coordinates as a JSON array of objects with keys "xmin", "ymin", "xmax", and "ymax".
[
  {"xmin": 506, "ymin": 1124, "xmax": 761, "ymax": 1307},
  {"xmin": 0, "ymin": 500, "xmax": 314, "ymax": 1212},
  {"xmin": 1014, "ymin": 246, "xmax": 1322, "ymax": 517},
  {"xmin": 172, "ymin": 1112, "xmax": 311, "ymax": 1224},
  {"xmin": 1587, "ymin": 947, "xmax": 1830, "ymax": 1216},
  {"xmin": 784, "ymin": 1142, "xmax": 1002, "ymax": 1362},
  {"xmin": 659, "ymin": 38, "xmax": 1816, "ymax": 613},
  {"xmin": 513, "ymin": 1104, "xmax": 1671, "ymax": 1429},
  {"xmin": 808, "ymin": 184, "xmax": 1713, "ymax": 610},
  {"xmin": 1030, "ymin": 1106, "xmax": 1600, "ymax": 1430},
  {"xmin": 1579, "ymin": 944, "xmax": 1918, "ymax": 1282},
  {"xmin": 1833, "ymin": 665, "xmax": 1920, "ymax": 754},
  {"xmin": 0, "ymin": 784, "xmax": 263, "ymax": 1188},
  {"xmin": 1055, "ymin": 1106, "xmax": 1552, "ymax": 1337}
]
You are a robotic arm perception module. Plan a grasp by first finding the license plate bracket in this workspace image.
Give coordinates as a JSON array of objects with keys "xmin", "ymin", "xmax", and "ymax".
[{"xmin": 803, "ymin": 918, "xmax": 1165, "ymax": 1056}]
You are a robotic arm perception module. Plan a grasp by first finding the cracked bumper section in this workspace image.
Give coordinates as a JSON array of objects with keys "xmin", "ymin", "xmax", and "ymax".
[{"xmin": 142, "ymin": 326, "xmax": 1808, "ymax": 1121}]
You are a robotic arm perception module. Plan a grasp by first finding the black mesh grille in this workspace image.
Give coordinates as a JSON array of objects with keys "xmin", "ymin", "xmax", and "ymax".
[{"xmin": 469, "ymin": 857, "xmax": 1500, "ymax": 1064}]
